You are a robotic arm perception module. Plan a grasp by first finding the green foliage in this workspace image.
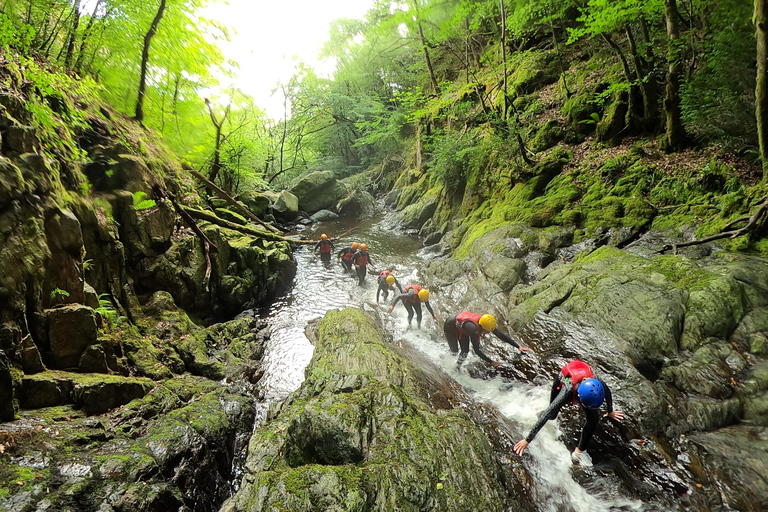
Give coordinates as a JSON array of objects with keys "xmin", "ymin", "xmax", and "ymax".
[
  {"xmin": 0, "ymin": 13, "xmax": 34, "ymax": 52},
  {"xmin": 132, "ymin": 192, "xmax": 156, "ymax": 211},
  {"xmin": 50, "ymin": 288, "xmax": 70, "ymax": 300},
  {"xmin": 96, "ymin": 294, "xmax": 126, "ymax": 328}
]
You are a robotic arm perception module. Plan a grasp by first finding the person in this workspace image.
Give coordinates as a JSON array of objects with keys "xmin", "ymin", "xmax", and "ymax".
[
  {"xmin": 337, "ymin": 242, "xmax": 359, "ymax": 272},
  {"xmin": 312, "ymin": 234, "xmax": 334, "ymax": 264},
  {"xmin": 512, "ymin": 360, "xmax": 625, "ymax": 467},
  {"xmin": 443, "ymin": 312, "xmax": 529, "ymax": 368},
  {"xmin": 388, "ymin": 285, "xmax": 438, "ymax": 329},
  {"xmin": 376, "ymin": 270, "xmax": 403, "ymax": 305},
  {"xmin": 351, "ymin": 243, "xmax": 374, "ymax": 285}
]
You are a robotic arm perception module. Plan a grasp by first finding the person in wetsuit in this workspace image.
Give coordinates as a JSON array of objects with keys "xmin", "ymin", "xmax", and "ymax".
[
  {"xmin": 376, "ymin": 270, "xmax": 403, "ymax": 305},
  {"xmin": 513, "ymin": 360, "xmax": 625, "ymax": 467},
  {"xmin": 352, "ymin": 243, "xmax": 374, "ymax": 285},
  {"xmin": 337, "ymin": 241, "xmax": 359, "ymax": 272},
  {"xmin": 444, "ymin": 312, "xmax": 529, "ymax": 367},
  {"xmin": 312, "ymin": 233, "xmax": 334, "ymax": 265},
  {"xmin": 388, "ymin": 285, "xmax": 438, "ymax": 328}
]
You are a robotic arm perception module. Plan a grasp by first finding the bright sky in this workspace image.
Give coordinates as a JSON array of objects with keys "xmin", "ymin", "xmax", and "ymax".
[{"xmin": 204, "ymin": 0, "xmax": 375, "ymax": 119}]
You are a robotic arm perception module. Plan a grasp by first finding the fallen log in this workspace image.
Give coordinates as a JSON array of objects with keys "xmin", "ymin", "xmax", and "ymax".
[
  {"xmin": 657, "ymin": 198, "xmax": 768, "ymax": 254},
  {"xmin": 181, "ymin": 206, "xmax": 317, "ymax": 245},
  {"xmin": 187, "ymin": 168, "xmax": 282, "ymax": 234},
  {"xmin": 154, "ymin": 186, "xmax": 218, "ymax": 292}
]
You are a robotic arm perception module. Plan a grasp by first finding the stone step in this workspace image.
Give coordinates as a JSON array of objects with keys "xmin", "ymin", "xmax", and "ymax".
[{"xmin": 21, "ymin": 371, "xmax": 153, "ymax": 415}]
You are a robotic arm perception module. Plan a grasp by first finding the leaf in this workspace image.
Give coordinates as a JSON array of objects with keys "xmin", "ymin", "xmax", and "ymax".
[{"xmin": 436, "ymin": 483, "xmax": 443, "ymax": 490}]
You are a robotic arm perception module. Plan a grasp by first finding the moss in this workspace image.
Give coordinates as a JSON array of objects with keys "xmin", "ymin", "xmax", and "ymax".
[{"xmin": 529, "ymin": 119, "xmax": 563, "ymax": 153}]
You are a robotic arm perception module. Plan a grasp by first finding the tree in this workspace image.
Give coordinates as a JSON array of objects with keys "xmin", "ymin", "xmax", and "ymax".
[
  {"xmin": 756, "ymin": 0, "xmax": 768, "ymax": 178},
  {"xmin": 661, "ymin": 0, "xmax": 686, "ymax": 151},
  {"xmin": 134, "ymin": 0, "xmax": 167, "ymax": 124}
]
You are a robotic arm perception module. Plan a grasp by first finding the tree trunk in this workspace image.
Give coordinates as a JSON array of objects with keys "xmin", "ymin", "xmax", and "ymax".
[
  {"xmin": 499, "ymin": 0, "xmax": 509, "ymax": 119},
  {"xmin": 756, "ymin": 0, "xmax": 768, "ymax": 178},
  {"xmin": 626, "ymin": 24, "xmax": 657, "ymax": 124},
  {"xmin": 74, "ymin": 0, "xmax": 103, "ymax": 73},
  {"xmin": 662, "ymin": 0, "xmax": 686, "ymax": 152},
  {"xmin": 63, "ymin": 0, "xmax": 80, "ymax": 68},
  {"xmin": 417, "ymin": 20, "xmax": 439, "ymax": 95},
  {"xmin": 205, "ymin": 98, "xmax": 229, "ymax": 185},
  {"xmin": 134, "ymin": 0, "xmax": 166, "ymax": 124}
]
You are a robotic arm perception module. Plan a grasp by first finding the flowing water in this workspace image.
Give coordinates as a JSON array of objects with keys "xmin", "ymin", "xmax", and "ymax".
[{"xmin": 254, "ymin": 212, "xmax": 662, "ymax": 512}]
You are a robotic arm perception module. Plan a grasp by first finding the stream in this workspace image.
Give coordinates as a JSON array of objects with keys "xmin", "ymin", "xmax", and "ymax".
[{"xmin": 252, "ymin": 211, "xmax": 664, "ymax": 512}]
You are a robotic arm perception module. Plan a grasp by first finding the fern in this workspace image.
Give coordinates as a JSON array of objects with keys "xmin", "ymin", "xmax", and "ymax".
[{"xmin": 132, "ymin": 191, "xmax": 156, "ymax": 211}]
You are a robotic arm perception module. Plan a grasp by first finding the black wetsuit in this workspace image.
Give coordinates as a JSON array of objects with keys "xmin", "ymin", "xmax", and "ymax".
[
  {"xmin": 337, "ymin": 247, "xmax": 355, "ymax": 271},
  {"xmin": 314, "ymin": 239, "xmax": 334, "ymax": 263},
  {"xmin": 391, "ymin": 288, "xmax": 436, "ymax": 328},
  {"xmin": 376, "ymin": 273, "xmax": 403, "ymax": 303},
  {"xmin": 443, "ymin": 314, "xmax": 520, "ymax": 366},
  {"xmin": 352, "ymin": 250, "xmax": 372, "ymax": 285},
  {"xmin": 524, "ymin": 376, "xmax": 614, "ymax": 451}
]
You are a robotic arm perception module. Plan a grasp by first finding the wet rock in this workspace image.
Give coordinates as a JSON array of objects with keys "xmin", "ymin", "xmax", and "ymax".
[
  {"xmin": 336, "ymin": 188, "xmax": 377, "ymax": 217},
  {"xmin": 687, "ymin": 426, "xmax": 768, "ymax": 509},
  {"xmin": 660, "ymin": 342, "xmax": 735, "ymax": 399},
  {"xmin": 398, "ymin": 193, "xmax": 438, "ymax": 229},
  {"xmin": 309, "ymin": 209, "xmax": 339, "ymax": 221},
  {"xmin": 290, "ymin": 170, "xmax": 347, "ymax": 213},
  {"xmin": 223, "ymin": 308, "xmax": 525, "ymax": 512},
  {"xmin": 272, "ymin": 189, "xmax": 299, "ymax": 220},
  {"xmin": 730, "ymin": 307, "xmax": 768, "ymax": 351},
  {"xmin": 681, "ymin": 276, "xmax": 746, "ymax": 350},
  {"xmin": 2, "ymin": 125, "xmax": 37, "ymax": 154},
  {"xmin": 79, "ymin": 344, "xmax": 110, "ymax": 374},
  {"xmin": 47, "ymin": 305, "xmax": 98, "ymax": 368},
  {"xmin": 538, "ymin": 227, "xmax": 574, "ymax": 255},
  {"xmin": 215, "ymin": 207, "xmax": 247, "ymax": 225},
  {"xmin": 481, "ymin": 257, "xmax": 526, "ymax": 292}
]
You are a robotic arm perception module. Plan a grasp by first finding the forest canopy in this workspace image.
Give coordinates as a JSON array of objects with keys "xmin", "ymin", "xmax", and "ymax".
[{"xmin": 0, "ymin": 0, "xmax": 766, "ymax": 192}]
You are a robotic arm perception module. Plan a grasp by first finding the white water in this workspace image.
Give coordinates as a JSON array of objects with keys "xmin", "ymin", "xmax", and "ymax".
[{"xmin": 256, "ymin": 214, "xmax": 649, "ymax": 511}]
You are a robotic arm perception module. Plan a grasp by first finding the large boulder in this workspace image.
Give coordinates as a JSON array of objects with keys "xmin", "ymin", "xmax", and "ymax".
[
  {"xmin": 238, "ymin": 190, "xmax": 272, "ymax": 218},
  {"xmin": 47, "ymin": 305, "xmax": 98, "ymax": 368},
  {"xmin": 289, "ymin": 171, "xmax": 347, "ymax": 213},
  {"xmin": 272, "ymin": 189, "xmax": 299, "ymax": 220},
  {"xmin": 221, "ymin": 308, "xmax": 528, "ymax": 512}
]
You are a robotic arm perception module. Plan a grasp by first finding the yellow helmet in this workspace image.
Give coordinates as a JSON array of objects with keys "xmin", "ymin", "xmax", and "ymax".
[
  {"xmin": 321, "ymin": 233, "xmax": 328, "ymax": 240},
  {"xmin": 418, "ymin": 289, "xmax": 429, "ymax": 302},
  {"xmin": 386, "ymin": 275, "xmax": 395, "ymax": 285},
  {"xmin": 351, "ymin": 242, "xmax": 359, "ymax": 250},
  {"xmin": 479, "ymin": 314, "xmax": 496, "ymax": 332},
  {"xmin": 360, "ymin": 243, "xmax": 368, "ymax": 251}
]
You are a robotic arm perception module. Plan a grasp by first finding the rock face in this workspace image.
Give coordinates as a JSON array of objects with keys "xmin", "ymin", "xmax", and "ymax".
[
  {"xmin": 423, "ymin": 225, "xmax": 768, "ymax": 510},
  {"xmin": 46, "ymin": 305, "xmax": 98, "ymax": 369},
  {"xmin": 222, "ymin": 308, "xmax": 527, "ymax": 512},
  {"xmin": 289, "ymin": 170, "xmax": 347, "ymax": 214}
]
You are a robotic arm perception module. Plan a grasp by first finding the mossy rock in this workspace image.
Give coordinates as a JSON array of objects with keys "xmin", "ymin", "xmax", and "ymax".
[
  {"xmin": 596, "ymin": 92, "xmax": 629, "ymax": 146},
  {"xmin": 529, "ymin": 119, "xmax": 563, "ymax": 153},
  {"xmin": 223, "ymin": 308, "xmax": 525, "ymax": 512}
]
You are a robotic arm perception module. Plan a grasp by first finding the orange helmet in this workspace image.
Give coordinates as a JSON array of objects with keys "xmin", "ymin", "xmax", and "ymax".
[
  {"xmin": 351, "ymin": 242, "xmax": 359, "ymax": 250},
  {"xmin": 360, "ymin": 243, "xmax": 368, "ymax": 251},
  {"xmin": 321, "ymin": 233, "xmax": 328, "ymax": 240}
]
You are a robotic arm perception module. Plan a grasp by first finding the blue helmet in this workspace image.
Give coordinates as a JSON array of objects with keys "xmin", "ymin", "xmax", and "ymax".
[{"xmin": 577, "ymin": 379, "xmax": 605, "ymax": 409}]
